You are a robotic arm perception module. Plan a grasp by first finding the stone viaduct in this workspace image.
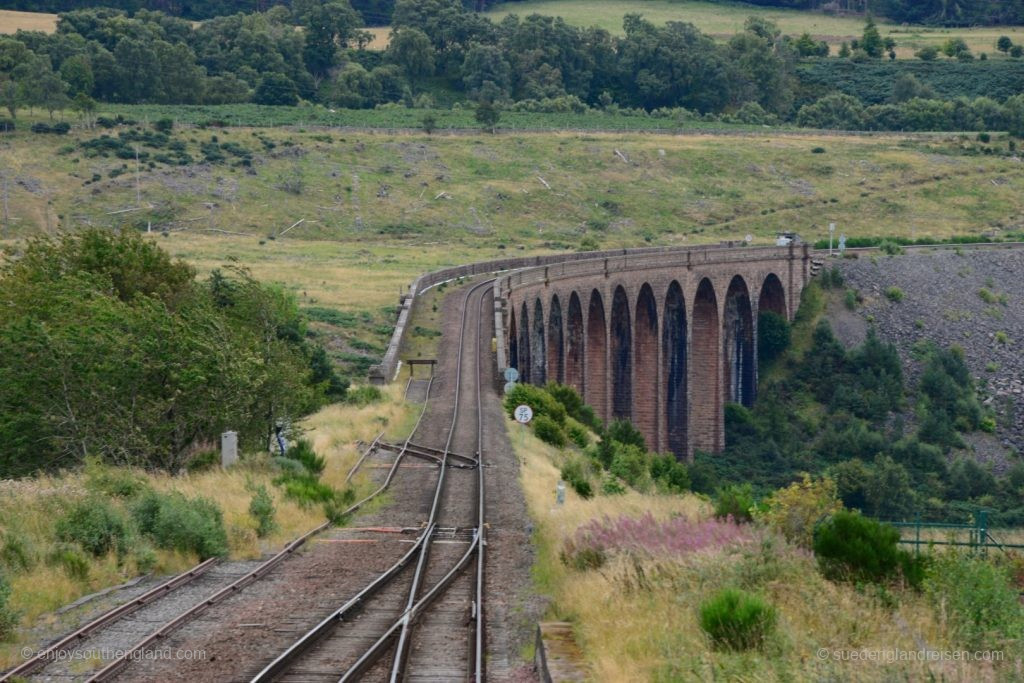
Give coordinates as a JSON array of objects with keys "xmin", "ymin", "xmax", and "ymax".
[{"xmin": 495, "ymin": 245, "xmax": 812, "ymax": 459}]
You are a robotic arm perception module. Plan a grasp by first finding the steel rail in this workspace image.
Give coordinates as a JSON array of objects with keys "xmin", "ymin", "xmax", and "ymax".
[
  {"xmin": 0, "ymin": 557, "xmax": 220, "ymax": 681},
  {"xmin": 345, "ymin": 430, "xmax": 386, "ymax": 484},
  {"xmin": 80, "ymin": 379, "xmax": 440, "ymax": 682},
  {"xmin": 388, "ymin": 278, "xmax": 494, "ymax": 682}
]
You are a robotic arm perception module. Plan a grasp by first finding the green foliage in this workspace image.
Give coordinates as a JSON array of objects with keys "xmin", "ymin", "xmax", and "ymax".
[
  {"xmin": 606, "ymin": 419, "xmax": 646, "ymax": 451},
  {"xmin": 609, "ymin": 442, "xmax": 649, "ymax": 489},
  {"xmin": 0, "ymin": 528, "xmax": 36, "ymax": 574},
  {"xmin": 714, "ymin": 483, "xmax": 755, "ymax": 523},
  {"xmin": 600, "ymin": 473, "xmax": 626, "ymax": 496},
  {"xmin": 924, "ymin": 552, "xmax": 1024, "ymax": 649},
  {"xmin": 546, "ymin": 383, "xmax": 600, "ymax": 430},
  {"xmin": 564, "ymin": 417, "xmax": 590, "ymax": 448},
  {"xmin": 813, "ymin": 511, "xmax": 924, "ymax": 588},
  {"xmin": 504, "ymin": 383, "xmax": 566, "ymax": 425},
  {"xmin": 0, "ymin": 571, "xmax": 20, "ymax": 641},
  {"xmin": 0, "ymin": 230, "xmax": 328, "ymax": 477},
  {"xmin": 285, "ymin": 439, "xmax": 326, "ymax": 476},
  {"xmin": 533, "ymin": 414, "xmax": 568, "ymax": 448},
  {"xmin": 83, "ymin": 458, "xmax": 151, "ymax": 498},
  {"xmin": 277, "ymin": 473, "xmax": 338, "ymax": 507},
  {"xmin": 55, "ymin": 498, "xmax": 132, "ymax": 559},
  {"xmin": 885, "ymin": 286, "xmax": 904, "ymax": 301},
  {"xmin": 324, "ymin": 488, "xmax": 357, "ymax": 525},
  {"xmin": 248, "ymin": 484, "xmax": 278, "ymax": 538},
  {"xmin": 47, "ymin": 543, "xmax": 90, "ymax": 581},
  {"xmin": 345, "ymin": 385, "xmax": 383, "ymax": 406},
  {"xmin": 699, "ymin": 588, "xmax": 777, "ymax": 652},
  {"xmin": 917, "ymin": 346, "xmax": 982, "ymax": 449},
  {"xmin": 560, "ymin": 459, "xmax": 594, "ymax": 499},
  {"xmin": 649, "ymin": 453, "xmax": 690, "ymax": 493},
  {"xmin": 131, "ymin": 490, "xmax": 228, "ymax": 559},
  {"xmin": 757, "ymin": 310, "xmax": 790, "ymax": 364}
]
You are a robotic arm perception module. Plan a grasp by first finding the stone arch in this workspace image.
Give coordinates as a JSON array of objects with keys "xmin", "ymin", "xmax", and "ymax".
[
  {"xmin": 531, "ymin": 298, "xmax": 546, "ymax": 385},
  {"xmin": 508, "ymin": 307, "xmax": 519, "ymax": 374},
  {"xmin": 565, "ymin": 292, "xmax": 584, "ymax": 395},
  {"xmin": 663, "ymin": 281, "xmax": 688, "ymax": 460},
  {"xmin": 758, "ymin": 273, "xmax": 786, "ymax": 318},
  {"xmin": 547, "ymin": 295, "xmax": 564, "ymax": 385},
  {"xmin": 518, "ymin": 301, "xmax": 530, "ymax": 384},
  {"xmin": 724, "ymin": 276, "xmax": 755, "ymax": 408},
  {"xmin": 611, "ymin": 285, "xmax": 632, "ymax": 421},
  {"xmin": 585, "ymin": 290, "xmax": 607, "ymax": 423},
  {"xmin": 692, "ymin": 278, "xmax": 722, "ymax": 453},
  {"xmin": 634, "ymin": 284, "xmax": 658, "ymax": 449}
]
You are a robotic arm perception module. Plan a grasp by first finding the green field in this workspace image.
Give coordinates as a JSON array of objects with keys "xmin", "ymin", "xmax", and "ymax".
[{"xmin": 486, "ymin": 0, "xmax": 1024, "ymax": 57}]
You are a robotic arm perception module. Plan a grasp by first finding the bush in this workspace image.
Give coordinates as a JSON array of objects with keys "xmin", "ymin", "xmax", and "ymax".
[
  {"xmin": 248, "ymin": 484, "xmax": 277, "ymax": 538},
  {"xmin": 346, "ymin": 385, "xmax": 383, "ymax": 406},
  {"xmin": 0, "ymin": 571, "xmax": 19, "ymax": 641},
  {"xmin": 84, "ymin": 458, "xmax": 150, "ymax": 498},
  {"xmin": 564, "ymin": 417, "xmax": 590, "ymax": 448},
  {"xmin": 47, "ymin": 543, "xmax": 90, "ymax": 580},
  {"xmin": 546, "ymin": 383, "xmax": 600, "ymax": 430},
  {"xmin": 879, "ymin": 240, "xmax": 904, "ymax": 255},
  {"xmin": 601, "ymin": 473, "xmax": 626, "ymax": 495},
  {"xmin": 606, "ymin": 419, "xmax": 646, "ymax": 450},
  {"xmin": 276, "ymin": 473, "xmax": 337, "ymax": 507},
  {"xmin": 699, "ymin": 588, "xmax": 777, "ymax": 651},
  {"xmin": 0, "ymin": 528, "xmax": 37, "ymax": 573},
  {"xmin": 504, "ymin": 383, "xmax": 566, "ymax": 425},
  {"xmin": 131, "ymin": 491, "xmax": 228, "ymax": 559},
  {"xmin": 649, "ymin": 453, "xmax": 690, "ymax": 493},
  {"xmin": 757, "ymin": 311, "xmax": 790, "ymax": 364},
  {"xmin": 925, "ymin": 552, "xmax": 1024, "ymax": 649},
  {"xmin": 185, "ymin": 449, "xmax": 219, "ymax": 473},
  {"xmin": 560, "ymin": 459, "xmax": 593, "ymax": 499},
  {"xmin": 609, "ymin": 443, "xmax": 649, "ymax": 488},
  {"xmin": 813, "ymin": 510, "xmax": 924, "ymax": 587},
  {"xmin": 755, "ymin": 474, "xmax": 842, "ymax": 549},
  {"xmin": 533, "ymin": 414, "xmax": 568, "ymax": 448},
  {"xmin": 885, "ymin": 286, "xmax": 905, "ymax": 302},
  {"xmin": 323, "ymin": 488, "xmax": 356, "ymax": 525},
  {"xmin": 286, "ymin": 439, "xmax": 325, "ymax": 476},
  {"xmin": 153, "ymin": 118, "xmax": 174, "ymax": 132},
  {"xmin": 55, "ymin": 498, "xmax": 133, "ymax": 559},
  {"xmin": 714, "ymin": 483, "xmax": 755, "ymax": 523}
]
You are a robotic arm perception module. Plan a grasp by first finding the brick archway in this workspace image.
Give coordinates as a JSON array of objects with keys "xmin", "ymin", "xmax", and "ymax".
[
  {"xmin": 692, "ymin": 278, "xmax": 722, "ymax": 452},
  {"xmin": 634, "ymin": 284, "xmax": 658, "ymax": 449},
  {"xmin": 565, "ymin": 292, "xmax": 584, "ymax": 395},
  {"xmin": 758, "ymin": 272, "xmax": 787, "ymax": 317},
  {"xmin": 518, "ymin": 301, "xmax": 530, "ymax": 384},
  {"xmin": 547, "ymin": 295, "xmax": 564, "ymax": 385},
  {"xmin": 531, "ymin": 298, "xmax": 546, "ymax": 386},
  {"xmin": 663, "ymin": 281, "xmax": 688, "ymax": 460},
  {"xmin": 724, "ymin": 275, "xmax": 755, "ymax": 407},
  {"xmin": 611, "ymin": 286, "xmax": 632, "ymax": 422},
  {"xmin": 586, "ymin": 290, "xmax": 608, "ymax": 423}
]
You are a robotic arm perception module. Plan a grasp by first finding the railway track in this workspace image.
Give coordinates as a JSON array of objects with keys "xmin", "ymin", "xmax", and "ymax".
[
  {"xmin": 0, "ymin": 380, "xmax": 436, "ymax": 683},
  {"xmin": 251, "ymin": 278, "xmax": 494, "ymax": 683}
]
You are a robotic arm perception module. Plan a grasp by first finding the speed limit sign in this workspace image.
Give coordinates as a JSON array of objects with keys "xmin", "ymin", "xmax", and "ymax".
[{"xmin": 514, "ymin": 404, "xmax": 533, "ymax": 424}]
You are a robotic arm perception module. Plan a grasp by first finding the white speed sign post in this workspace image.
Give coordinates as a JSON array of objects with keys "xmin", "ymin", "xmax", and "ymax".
[{"xmin": 514, "ymin": 404, "xmax": 533, "ymax": 424}]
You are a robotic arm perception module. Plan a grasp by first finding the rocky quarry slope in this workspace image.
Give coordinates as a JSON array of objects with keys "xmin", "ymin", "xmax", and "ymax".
[{"xmin": 833, "ymin": 248, "xmax": 1024, "ymax": 471}]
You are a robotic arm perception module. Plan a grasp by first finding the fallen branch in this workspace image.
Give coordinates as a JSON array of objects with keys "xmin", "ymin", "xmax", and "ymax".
[
  {"xmin": 278, "ymin": 218, "xmax": 305, "ymax": 237},
  {"xmin": 537, "ymin": 176, "xmax": 551, "ymax": 190},
  {"xmin": 614, "ymin": 149, "xmax": 629, "ymax": 163}
]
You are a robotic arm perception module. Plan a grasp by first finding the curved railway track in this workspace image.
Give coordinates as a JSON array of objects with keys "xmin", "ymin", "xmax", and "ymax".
[{"xmin": 251, "ymin": 277, "xmax": 494, "ymax": 683}]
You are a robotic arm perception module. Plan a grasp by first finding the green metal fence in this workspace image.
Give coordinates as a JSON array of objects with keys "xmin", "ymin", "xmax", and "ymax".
[{"xmin": 881, "ymin": 510, "xmax": 1024, "ymax": 554}]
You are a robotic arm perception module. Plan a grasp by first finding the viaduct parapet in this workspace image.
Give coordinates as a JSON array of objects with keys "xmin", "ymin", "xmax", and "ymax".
[{"xmin": 495, "ymin": 245, "xmax": 812, "ymax": 459}]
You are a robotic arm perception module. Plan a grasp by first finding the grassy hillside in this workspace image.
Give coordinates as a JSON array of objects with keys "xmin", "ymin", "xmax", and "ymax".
[
  {"xmin": 0, "ymin": 8, "xmax": 56, "ymax": 33},
  {"xmin": 3, "ymin": 120, "xmax": 1023, "ymax": 375},
  {"xmin": 485, "ymin": 0, "xmax": 1024, "ymax": 58}
]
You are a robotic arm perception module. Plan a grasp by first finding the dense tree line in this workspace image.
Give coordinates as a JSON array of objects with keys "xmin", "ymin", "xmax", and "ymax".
[
  {"xmin": 2, "ymin": 2, "xmax": 1024, "ymax": 132},
  {"xmin": 0, "ymin": 230, "xmax": 346, "ymax": 477}
]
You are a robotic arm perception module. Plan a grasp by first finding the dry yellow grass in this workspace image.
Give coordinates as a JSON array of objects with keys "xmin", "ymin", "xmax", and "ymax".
[
  {"xmin": 0, "ymin": 9, "xmax": 57, "ymax": 34},
  {"xmin": 512, "ymin": 419, "xmax": 1013, "ymax": 681},
  {"xmin": 362, "ymin": 27, "xmax": 390, "ymax": 51}
]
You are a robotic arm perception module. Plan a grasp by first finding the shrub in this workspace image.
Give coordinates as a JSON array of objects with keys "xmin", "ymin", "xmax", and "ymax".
[
  {"xmin": 601, "ymin": 473, "xmax": 626, "ymax": 495},
  {"xmin": 0, "ymin": 529, "xmax": 37, "ymax": 573},
  {"xmin": 755, "ymin": 474, "xmax": 842, "ymax": 549},
  {"xmin": 813, "ymin": 510, "xmax": 924, "ymax": 587},
  {"xmin": 564, "ymin": 417, "xmax": 590, "ymax": 448},
  {"xmin": 844, "ymin": 289, "xmax": 858, "ymax": 310},
  {"xmin": 560, "ymin": 459, "xmax": 594, "ymax": 499},
  {"xmin": 276, "ymin": 473, "xmax": 337, "ymax": 507},
  {"xmin": 55, "ymin": 498, "xmax": 132, "ymax": 559},
  {"xmin": 533, "ymin": 414, "xmax": 568, "ymax": 448},
  {"xmin": 609, "ymin": 443, "xmax": 649, "ymax": 488},
  {"xmin": 649, "ymin": 453, "xmax": 690, "ymax": 493},
  {"xmin": 606, "ymin": 419, "xmax": 646, "ymax": 450},
  {"xmin": 925, "ymin": 552, "xmax": 1024, "ymax": 649},
  {"xmin": 153, "ymin": 118, "xmax": 174, "ymax": 133},
  {"xmin": 131, "ymin": 491, "xmax": 228, "ymax": 559},
  {"xmin": 504, "ymin": 383, "xmax": 566, "ymax": 425},
  {"xmin": 286, "ymin": 439, "xmax": 325, "ymax": 476},
  {"xmin": 84, "ymin": 458, "xmax": 150, "ymax": 498},
  {"xmin": 47, "ymin": 543, "xmax": 90, "ymax": 580},
  {"xmin": 248, "ymin": 484, "xmax": 277, "ymax": 538},
  {"xmin": 714, "ymin": 483, "xmax": 755, "ymax": 523},
  {"xmin": 185, "ymin": 449, "xmax": 219, "ymax": 473},
  {"xmin": 346, "ymin": 385, "xmax": 383, "ymax": 406},
  {"xmin": 0, "ymin": 571, "xmax": 19, "ymax": 641},
  {"xmin": 879, "ymin": 240, "xmax": 903, "ymax": 255},
  {"xmin": 546, "ymin": 383, "xmax": 600, "ymax": 430},
  {"xmin": 885, "ymin": 286, "xmax": 904, "ymax": 302},
  {"xmin": 699, "ymin": 588, "xmax": 777, "ymax": 651},
  {"xmin": 272, "ymin": 456, "xmax": 307, "ymax": 477},
  {"xmin": 757, "ymin": 311, "xmax": 790, "ymax": 363}
]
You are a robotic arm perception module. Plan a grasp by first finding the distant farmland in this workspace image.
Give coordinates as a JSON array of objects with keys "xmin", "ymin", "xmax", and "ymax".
[{"xmin": 0, "ymin": 9, "xmax": 57, "ymax": 33}]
